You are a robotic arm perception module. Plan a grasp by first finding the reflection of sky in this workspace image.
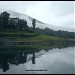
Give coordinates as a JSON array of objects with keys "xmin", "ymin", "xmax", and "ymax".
[
  {"xmin": 0, "ymin": 47, "xmax": 74, "ymax": 74},
  {"xmin": 25, "ymin": 47, "xmax": 74, "ymax": 74}
]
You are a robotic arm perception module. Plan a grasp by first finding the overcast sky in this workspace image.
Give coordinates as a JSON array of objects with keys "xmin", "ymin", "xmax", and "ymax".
[{"xmin": 0, "ymin": 1, "xmax": 74, "ymax": 30}]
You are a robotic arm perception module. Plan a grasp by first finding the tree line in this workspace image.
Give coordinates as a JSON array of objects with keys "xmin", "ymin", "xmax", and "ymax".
[
  {"xmin": 35, "ymin": 27, "xmax": 75, "ymax": 39},
  {"xmin": 0, "ymin": 11, "xmax": 75, "ymax": 39},
  {"xmin": 0, "ymin": 11, "xmax": 36, "ymax": 32}
]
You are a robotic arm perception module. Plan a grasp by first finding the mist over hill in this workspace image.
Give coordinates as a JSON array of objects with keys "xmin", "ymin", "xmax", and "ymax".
[{"xmin": 0, "ymin": 9, "xmax": 74, "ymax": 32}]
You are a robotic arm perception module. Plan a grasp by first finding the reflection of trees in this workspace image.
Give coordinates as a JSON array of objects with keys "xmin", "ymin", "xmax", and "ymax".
[
  {"xmin": 15, "ymin": 52, "xmax": 27, "ymax": 65},
  {"xmin": 0, "ymin": 49, "xmax": 36, "ymax": 72},
  {"xmin": 0, "ymin": 44, "xmax": 74, "ymax": 72},
  {"xmin": 32, "ymin": 52, "xmax": 35, "ymax": 64},
  {"xmin": 0, "ymin": 56, "xmax": 9, "ymax": 72}
]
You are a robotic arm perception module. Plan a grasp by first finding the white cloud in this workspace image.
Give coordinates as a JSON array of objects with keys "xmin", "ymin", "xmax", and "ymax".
[{"xmin": 26, "ymin": 1, "xmax": 74, "ymax": 28}]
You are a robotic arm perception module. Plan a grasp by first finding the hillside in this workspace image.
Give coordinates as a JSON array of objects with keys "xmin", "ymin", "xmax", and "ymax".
[{"xmin": 0, "ymin": 9, "xmax": 74, "ymax": 32}]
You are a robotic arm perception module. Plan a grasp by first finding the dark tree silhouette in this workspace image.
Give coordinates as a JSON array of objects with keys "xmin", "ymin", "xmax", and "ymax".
[
  {"xmin": 8, "ymin": 18, "xmax": 19, "ymax": 29},
  {"xmin": 1, "ymin": 57, "xmax": 9, "ymax": 72},
  {"xmin": 32, "ymin": 52, "xmax": 36, "ymax": 64},
  {"xmin": 32, "ymin": 19, "xmax": 36, "ymax": 29},
  {"xmin": 0, "ymin": 11, "xmax": 10, "ymax": 29},
  {"xmin": 17, "ymin": 19, "xmax": 28, "ymax": 31}
]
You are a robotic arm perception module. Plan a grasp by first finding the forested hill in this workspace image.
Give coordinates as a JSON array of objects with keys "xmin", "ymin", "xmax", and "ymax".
[{"xmin": 0, "ymin": 11, "xmax": 75, "ymax": 39}]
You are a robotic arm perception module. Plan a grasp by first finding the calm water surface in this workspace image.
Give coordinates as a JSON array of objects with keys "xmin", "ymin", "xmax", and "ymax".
[{"xmin": 0, "ymin": 46, "xmax": 75, "ymax": 74}]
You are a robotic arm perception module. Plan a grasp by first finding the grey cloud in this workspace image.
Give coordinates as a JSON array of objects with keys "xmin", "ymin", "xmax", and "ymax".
[{"xmin": 0, "ymin": 1, "xmax": 74, "ymax": 32}]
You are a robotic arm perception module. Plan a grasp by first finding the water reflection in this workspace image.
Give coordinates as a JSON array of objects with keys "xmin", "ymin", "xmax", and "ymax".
[
  {"xmin": 0, "ymin": 57, "xmax": 9, "ymax": 72},
  {"xmin": 0, "ymin": 44, "xmax": 74, "ymax": 73},
  {"xmin": 0, "ymin": 48, "xmax": 37, "ymax": 72},
  {"xmin": 32, "ymin": 52, "xmax": 36, "ymax": 64}
]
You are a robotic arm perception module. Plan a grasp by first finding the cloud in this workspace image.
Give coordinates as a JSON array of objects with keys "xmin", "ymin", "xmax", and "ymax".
[
  {"xmin": 0, "ymin": 1, "xmax": 39, "ymax": 13},
  {"xmin": 26, "ymin": 1, "xmax": 74, "ymax": 29},
  {"xmin": 0, "ymin": 1, "xmax": 74, "ymax": 31},
  {"xmin": 26, "ymin": 1, "xmax": 74, "ymax": 31}
]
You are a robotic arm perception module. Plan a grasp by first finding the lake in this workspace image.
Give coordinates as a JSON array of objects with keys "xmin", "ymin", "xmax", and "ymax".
[{"xmin": 0, "ymin": 46, "xmax": 75, "ymax": 74}]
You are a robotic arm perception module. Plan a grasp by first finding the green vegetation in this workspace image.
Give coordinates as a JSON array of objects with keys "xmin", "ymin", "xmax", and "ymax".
[
  {"xmin": 0, "ymin": 11, "xmax": 75, "ymax": 39},
  {"xmin": 0, "ymin": 30, "xmax": 64, "ymax": 41},
  {"xmin": 31, "ymin": 34, "xmax": 63, "ymax": 41},
  {"xmin": 0, "ymin": 31, "xmax": 38, "ymax": 37},
  {"xmin": 35, "ymin": 27, "xmax": 75, "ymax": 39},
  {"xmin": 0, "ymin": 11, "xmax": 75, "ymax": 49}
]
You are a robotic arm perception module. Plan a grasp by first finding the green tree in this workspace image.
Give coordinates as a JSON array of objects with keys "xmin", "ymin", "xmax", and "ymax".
[
  {"xmin": 8, "ymin": 18, "xmax": 19, "ymax": 29},
  {"xmin": 32, "ymin": 19, "xmax": 36, "ymax": 29},
  {"xmin": 17, "ymin": 19, "xmax": 28, "ymax": 31},
  {"xmin": 0, "ymin": 11, "xmax": 10, "ymax": 29}
]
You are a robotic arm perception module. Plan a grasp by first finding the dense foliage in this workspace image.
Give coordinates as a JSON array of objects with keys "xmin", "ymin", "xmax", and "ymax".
[{"xmin": 0, "ymin": 11, "xmax": 30, "ymax": 32}]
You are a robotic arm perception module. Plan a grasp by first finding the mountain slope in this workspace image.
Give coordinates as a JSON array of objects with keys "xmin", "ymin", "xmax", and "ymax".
[{"xmin": 0, "ymin": 10, "xmax": 74, "ymax": 32}]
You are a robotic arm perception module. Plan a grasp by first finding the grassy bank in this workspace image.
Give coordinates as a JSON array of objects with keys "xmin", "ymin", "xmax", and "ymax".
[
  {"xmin": 0, "ymin": 31, "xmax": 75, "ymax": 46},
  {"xmin": 0, "ymin": 31, "xmax": 64, "ymax": 40}
]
